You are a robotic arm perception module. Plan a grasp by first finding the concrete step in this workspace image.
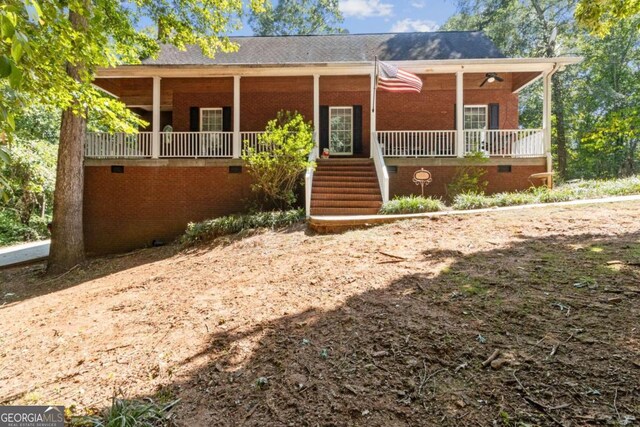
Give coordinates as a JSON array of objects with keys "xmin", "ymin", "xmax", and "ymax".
[{"xmin": 311, "ymin": 207, "xmax": 381, "ymax": 215}]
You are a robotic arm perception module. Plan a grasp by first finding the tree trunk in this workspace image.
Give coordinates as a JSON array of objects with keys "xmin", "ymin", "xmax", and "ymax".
[
  {"xmin": 552, "ymin": 73, "xmax": 568, "ymax": 179},
  {"xmin": 47, "ymin": 7, "xmax": 88, "ymax": 275}
]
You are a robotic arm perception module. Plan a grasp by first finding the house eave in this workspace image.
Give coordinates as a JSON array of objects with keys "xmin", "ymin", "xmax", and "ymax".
[{"xmin": 95, "ymin": 57, "xmax": 583, "ymax": 78}]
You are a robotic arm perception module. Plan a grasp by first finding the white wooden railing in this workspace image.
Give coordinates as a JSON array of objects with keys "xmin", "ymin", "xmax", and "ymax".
[
  {"xmin": 241, "ymin": 131, "xmax": 265, "ymax": 153},
  {"xmin": 85, "ymin": 132, "xmax": 153, "ymax": 158},
  {"xmin": 241, "ymin": 131, "xmax": 296, "ymax": 154},
  {"xmin": 464, "ymin": 129, "xmax": 544, "ymax": 157},
  {"xmin": 160, "ymin": 132, "xmax": 233, "ymax": 158},
  {"xmin": 304, "ymin": 145, "xmax": 319, "ymax": 217},
  {"xmin": 371, "ymin": 133, "xmax": 389, "ymax": 203},
  {"xmin": 86, "ymin": 129, "xmax": 545, "ymax": 159},
  {"xmin": 377, "ymin": 130, "xmax": 457, "ymax": 157}
]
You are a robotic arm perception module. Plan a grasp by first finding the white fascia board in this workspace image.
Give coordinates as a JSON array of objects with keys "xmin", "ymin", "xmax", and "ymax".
[{"xmin": 95, "ymin": 56, "xmax": 583, "ymax": 79}]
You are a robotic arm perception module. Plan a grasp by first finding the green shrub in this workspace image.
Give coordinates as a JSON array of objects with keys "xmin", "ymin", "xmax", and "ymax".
[
  {"xmin": 182, "ymin": 209, "xmax": 305, "ymax": 245},
  {"xmin": 242, "ymin": 111, "xmax": 314, "ymax": 210},
  {"xmin": 71, "ymin": 396, "xmax": 179, "ymax": 427},
  {"xmin": 446, "ymin": 151, "xmax": 489, "ymax": 198},
  {"xmin": 451, "ymin": 175, "xmax": 640, "ymax": 210},
  {"xmin": 0, "ymin": 208, "xmax": 50, "ymax": 246},
  {"xmin": 379, "ymin": 195, "xmax": 445, "ymax": 214}
]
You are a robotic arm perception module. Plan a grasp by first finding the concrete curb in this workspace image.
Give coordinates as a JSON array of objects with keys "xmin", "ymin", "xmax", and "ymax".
[
  {"xmin": 308, "ymin": 194, "xmax": 640, "ymax": 233},
  {"xmin": 0, "ymin": 240, "xmax": 50, "ymax": 269}
]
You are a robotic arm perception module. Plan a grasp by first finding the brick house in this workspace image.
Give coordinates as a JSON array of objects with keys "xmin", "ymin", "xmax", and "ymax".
[{"xmin": 87, "ymin": 31, "xmax": 580, "ymax": 254}]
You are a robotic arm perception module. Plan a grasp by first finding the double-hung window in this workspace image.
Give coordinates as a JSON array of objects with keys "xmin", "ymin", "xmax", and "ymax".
[{"xmin": 200, "ymin": 108, "xmax": 223, "ymax": 132}]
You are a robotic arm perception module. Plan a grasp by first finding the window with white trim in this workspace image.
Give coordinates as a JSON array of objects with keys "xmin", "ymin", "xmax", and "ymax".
[
  {"xmin": 200, "ymin": 108, "xmax": 223, "ymax": 132},
  {"xmin": 329, "ymin": 107, "xmax": 353, "ymax": 155},
  {"xmin": 464, "ymin": 105, "xmax": 488, "ymax": 152},
  {"xmin": 464, "ymin": 105, "xmax": 488, "ymax": 130}
]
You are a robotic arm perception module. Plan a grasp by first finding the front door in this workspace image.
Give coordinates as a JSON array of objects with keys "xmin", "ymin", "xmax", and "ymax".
[
  {"xmin": 464, "ymin": 105, "xmax": 488, "ymax": 153},
  {"xmin": 329, "ymin": 107, "xmax": 353, "ymax": 156}
]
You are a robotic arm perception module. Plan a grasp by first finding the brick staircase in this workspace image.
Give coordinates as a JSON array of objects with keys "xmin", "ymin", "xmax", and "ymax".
[{"xmin": 311, "ymin": 158, "xmax": 383, "ymax": 215}]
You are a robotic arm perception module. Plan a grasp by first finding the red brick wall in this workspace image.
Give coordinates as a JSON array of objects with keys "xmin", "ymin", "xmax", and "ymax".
[
  {"xmin": 240, "ymin": 77, "xmax": 314, "ymax": 131},
  {"xmin": 161, "ymin": 74, "xmax": 518, "ymax": 156},
  {"xmin": 320, "ymin": 76, "xmax": 371, "ymax": 156},
  {"xmin": 377, "ymin": 89, "xmax": 519, "ymax": 130},
  {"xmin": 172, "ymin": 78, "xmax": 234, "ymax": 132},
  {"xmin": 389, "ymin": 164, "xmax": 546, "ymax": 199},
  {"xmin": 83, "ymin": 166, "xmax": 252, "ymax": 254}
]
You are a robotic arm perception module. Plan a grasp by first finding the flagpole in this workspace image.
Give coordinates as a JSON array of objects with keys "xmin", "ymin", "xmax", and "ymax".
[{"xmin": 373, "ymin": 55, "xmax": 377, "ymax": 113}]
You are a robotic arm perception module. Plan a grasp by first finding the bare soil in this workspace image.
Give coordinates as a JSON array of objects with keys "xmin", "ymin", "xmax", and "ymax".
[{"xmin": 1, "ymin": 201, "xmax": 639, "ymax": 426}]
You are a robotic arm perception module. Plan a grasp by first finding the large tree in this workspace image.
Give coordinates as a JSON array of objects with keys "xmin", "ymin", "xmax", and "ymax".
[
  {"xmin": 444, "ymin": 0, "xmax": 578, "ymax": 179},
  {"xmin": 1, "ymin": 0, "xmax": 265, "ymax": 273},
  {"xmin": 575, "ymin": 0, "xmax": 640, "ymax": 35},
  {"xmin": 249, "ymin": 0, "xmax": 345, "ymax": 36}
]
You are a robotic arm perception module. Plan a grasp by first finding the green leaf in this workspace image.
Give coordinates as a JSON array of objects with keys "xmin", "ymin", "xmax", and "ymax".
[
  {"xmin": 8, "ymin": 63, "xmax": 23, "ymax": 88},
  {"xmin": 0, "ymin": 14, "xmax": 16, "ymax": 39},
  {"xmin": 0, "ymin": 56, "xmax": 11, "ymax": 77},
  {"xmin": 11, "ymin": 37, "xmax": 23, "ymax": 63}
]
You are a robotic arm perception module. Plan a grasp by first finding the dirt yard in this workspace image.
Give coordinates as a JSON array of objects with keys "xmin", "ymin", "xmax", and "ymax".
[{"xmin": 1, "ymin": 201, "xmax": 639, "ymax": 426}]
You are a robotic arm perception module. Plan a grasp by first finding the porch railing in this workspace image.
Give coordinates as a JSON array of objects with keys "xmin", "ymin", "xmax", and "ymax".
[
  {"xmin": 304, "ymin": 145, "xmax": 319, "ymax": 217},
  {"xmin": 85, "ymin": 129, "xmax": 546, "ymax": 159},
  {"xmin": 160, "ymin": 132, "xmax": 233, "ymax": 158},
  {"xmin": 371, "ymin": 133, "xmax": 390, "ymax": 203},
  {"xmin": 377, "ymin": 130, "xmax": 457, "ymax": 157},
  {"xmin": 464, "ymin": 129, "xmax": 544, "ymax": 157},
  {"xmin": 85, "ymin": 132, "xmax": 153, "ymax": 158},
  {"xmin": 240, "ymin": 131, "xmax": 264, "ymax": 154}
]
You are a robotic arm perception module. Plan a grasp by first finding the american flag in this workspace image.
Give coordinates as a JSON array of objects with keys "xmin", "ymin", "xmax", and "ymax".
[{"xmin": 376, "ymin": 60, "xmax": 423, "ymax": 93}]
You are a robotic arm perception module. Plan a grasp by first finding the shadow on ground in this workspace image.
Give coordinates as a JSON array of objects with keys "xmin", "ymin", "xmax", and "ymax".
[
  {"xmin": 0, "ymin": 245, "xmax": 178, "ymax": 305},
  {"xmin": 138, "ymin": 229, "xmax": 640, "ymax": 426}
]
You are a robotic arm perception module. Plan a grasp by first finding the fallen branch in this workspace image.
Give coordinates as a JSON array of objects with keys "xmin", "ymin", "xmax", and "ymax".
[
  {"xmin": 513, "ymin": 371, "xmax": 567, "ymax": 427},
  {"xmin": 378, "ymin": 251, "xmax": 408, "ymax": 260},
  {"xmin": 482, "ymin": 349, "xmax": 500, "ymax": 368}
]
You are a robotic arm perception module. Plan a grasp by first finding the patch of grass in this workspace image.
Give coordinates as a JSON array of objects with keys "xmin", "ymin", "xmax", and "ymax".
[
  {"xmin": 451, "ymin": 175, "xmax": 640, "ymax": 210},
  {"xmin": 379, "ymin": 195, "xmax": 446, "ymax": 215},
  {"xmin": 182, "ymin": 209, "xmax": 305, "ymax": 245},
  {"xmin": 71, "ymin": 396, "xmax": 180, "ymax": 427},
  {"xmin": 442, "ymin": 270, "xmax": 489, "ymax": 296}
]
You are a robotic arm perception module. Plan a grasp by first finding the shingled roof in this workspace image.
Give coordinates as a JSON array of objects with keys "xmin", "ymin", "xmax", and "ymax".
[{"xmin": 141, "ymin": 31, "xmax": 504, "ymax": 66}]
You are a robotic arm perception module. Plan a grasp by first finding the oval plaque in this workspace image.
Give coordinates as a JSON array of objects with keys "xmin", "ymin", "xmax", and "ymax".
[{"xmin": 412, "ymin": 168, "xmax": 433, "ymax": 196}]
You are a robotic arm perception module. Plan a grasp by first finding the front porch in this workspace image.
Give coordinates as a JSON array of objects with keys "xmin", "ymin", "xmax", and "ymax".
[
  {"xmin": 88, "ymin": 63, "xmax": 562, "ymax": 219},
  {"xmin": 84, "ymin": 128, "xmax": 545, "ymax": 159}
]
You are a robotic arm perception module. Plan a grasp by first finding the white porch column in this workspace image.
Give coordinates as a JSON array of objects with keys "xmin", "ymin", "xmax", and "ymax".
[
  {"xmin": 233, "ymin": 75, "xmax": 241, "ymax": 158},
  {"xmin": 151, "ymin": 76, "xmax": 161, "ymax": 159},
  {"xmin": 456, "ymin": 71, "xmax": 464, "ymax": 158},
  {"xmin": 370, "ymin": 72, "xmax": 377, "ymax": 159},
  {"xmin": 313, "ymin": 74, "xmax": 320, "ymax": 149},
  {"xmin": 542, "ymin": 71, "xmax": 552, "ymax": 172}
]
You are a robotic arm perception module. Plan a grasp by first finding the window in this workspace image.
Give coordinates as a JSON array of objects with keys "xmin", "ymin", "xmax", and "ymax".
[
  {"xmin": 329, "ymin": 107, "xmax": 353, "ymax": 155},
  {"xmin": 200, "ymin": 108, "xmax": 223, "ymax": 132},
  {"xmin": 464, "ymin": 105, "xmax": 488, "ymax": 130}
]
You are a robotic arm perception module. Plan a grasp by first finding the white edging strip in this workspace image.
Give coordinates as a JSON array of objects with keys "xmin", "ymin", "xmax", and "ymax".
[
  {"xmin": 0, "ymin": 240, "xmax": 51, "ymax": 268},
  {"xmin": 310, "ymin": 194, "xmax": 640, "ymax": 223}
]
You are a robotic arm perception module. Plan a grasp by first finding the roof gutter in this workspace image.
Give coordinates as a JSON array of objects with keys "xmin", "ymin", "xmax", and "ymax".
[{"xmin": 95, "ymin": 56, "xmax": 583, "ymax": 79}]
